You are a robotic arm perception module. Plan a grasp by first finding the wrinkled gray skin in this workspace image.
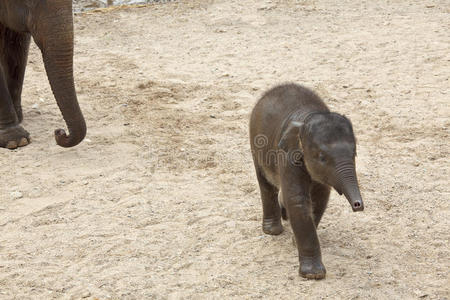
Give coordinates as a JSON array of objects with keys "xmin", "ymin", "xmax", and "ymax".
[
  {"xmin": 0, "ymin": 0, "xmax": 86, "ymax": 149},
  {"xmin": 250, "ymin": 83, "xmax": 364, "ymax": 280}
]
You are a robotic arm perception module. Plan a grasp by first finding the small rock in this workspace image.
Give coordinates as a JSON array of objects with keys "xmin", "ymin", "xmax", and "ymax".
[
  {"xmin": 84, "ymin": 138, "xmax": 92, "ymax": 143},
  {"xmin": 29, "ymin": 188, "xmax": 41, "ymax": 198},
  {"xmin": 81, "ymin": 291, "xmax": 91, "ymax": 298},
  {"xmin": 32, "ymin": 103, "xmax": 39, "ymax": 109},
  {"xmin": 10, "ymin": 191, "xmax": 23, "ymax": 200},
  {"xmin": 257, "ymin": 1, "xmax": 276, "ymax": 11}
]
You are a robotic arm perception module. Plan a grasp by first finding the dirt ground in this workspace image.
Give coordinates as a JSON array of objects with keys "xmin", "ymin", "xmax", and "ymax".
[
  {"xmin": 72, "ymin": 0, "xmax": 173, "ymax": 12},
  {"xmin": 0, "ymin": 0, "xmax": 449, "ymax": 299}
]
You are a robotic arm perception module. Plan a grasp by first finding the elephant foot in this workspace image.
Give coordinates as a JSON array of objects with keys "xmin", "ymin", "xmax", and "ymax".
[
  {"xmin": 299, "ymin": 255, "xmax": 326, "ymax": 280},
  {"xmin": 262, "ymin": 218, "xmax": 283, "ymax": 235},
  {"xmin": 0, "ymin": 124, "xmax": 30, "ymax": 149}
]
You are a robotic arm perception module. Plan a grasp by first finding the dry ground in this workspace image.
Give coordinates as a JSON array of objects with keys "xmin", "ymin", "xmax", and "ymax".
[
  {"xmin": 72, "ymin": 0, "xmax": 173, "ymax": 12},
  {"xmin": 0, "ymin": 0, "xmax": 449, "ymax": 299}
]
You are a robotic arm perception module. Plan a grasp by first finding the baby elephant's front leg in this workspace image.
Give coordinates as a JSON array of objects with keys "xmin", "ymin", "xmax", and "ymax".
[{"xmin": 285, "ymin": 194, "xmax": 326, "ymax": 279}]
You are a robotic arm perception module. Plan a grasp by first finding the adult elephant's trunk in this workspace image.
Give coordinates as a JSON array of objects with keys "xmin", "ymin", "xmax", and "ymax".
[
  {"xmin": 32, "ymin": 0, "xmax": 86, "ymax": 147},
  {"xmin": 333, "ymin": 160, "xmax": 364, "ymax": 212}
]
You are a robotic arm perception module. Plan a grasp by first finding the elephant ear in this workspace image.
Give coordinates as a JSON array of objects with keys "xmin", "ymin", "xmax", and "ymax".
[{"xmin": 278, "ymin": 121, "xmax": 304, "ymax": 153}]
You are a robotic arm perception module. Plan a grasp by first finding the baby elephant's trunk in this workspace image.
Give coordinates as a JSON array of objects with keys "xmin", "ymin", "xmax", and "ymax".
[{"xmin": 334, "ymin": 160, "xmax": 364, "ymax": 212}]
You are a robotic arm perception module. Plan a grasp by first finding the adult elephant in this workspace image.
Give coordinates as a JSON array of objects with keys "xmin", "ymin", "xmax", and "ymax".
[{"xmin": 0, "ymin": 0, "xmax": 86, "ymax": 149}]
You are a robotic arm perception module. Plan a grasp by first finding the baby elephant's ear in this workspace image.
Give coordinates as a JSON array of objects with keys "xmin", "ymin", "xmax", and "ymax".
[{"xmin": 278, "ymin": 121, "xmax": 304, "ymax": 152}]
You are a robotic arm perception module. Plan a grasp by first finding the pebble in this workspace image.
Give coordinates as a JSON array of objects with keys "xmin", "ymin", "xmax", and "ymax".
[
  {"xmin": 29, "ymin": 188, "xmax": 41, "ymax": 198},
  {"xmin": 10, "ymin": 191, "xmax": 23, "ymax": 200},
  {"xmin": 81, "ymin": 291, "xmax": 91, "ymax": 298}
]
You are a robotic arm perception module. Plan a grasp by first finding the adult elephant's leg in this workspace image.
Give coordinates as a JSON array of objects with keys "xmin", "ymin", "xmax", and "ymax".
[
  {"xmin": 0, "ymin": 66, "xmax": 30, "ymax": 149},
  {"xmin": 5, "ymin": 29, "xmax": 31, "ymax": 122},
  {"xmin": 0, "ymin": 25, "xmax": 30, "ymax": 149}
]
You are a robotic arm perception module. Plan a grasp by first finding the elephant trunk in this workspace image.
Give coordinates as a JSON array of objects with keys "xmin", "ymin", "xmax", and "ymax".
[
  {"xmin": 33, "ymin": 0, "xmax": 86, "ymax": 147},
  {"xmin": 334, "ymin": 160, "xmax": 364, "ymax": 212}
]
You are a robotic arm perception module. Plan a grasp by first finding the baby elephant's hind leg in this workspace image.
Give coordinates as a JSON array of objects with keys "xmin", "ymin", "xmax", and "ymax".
[{"xmin": 255, "ymin": 168, "xmax": 283, "ymax": 235}]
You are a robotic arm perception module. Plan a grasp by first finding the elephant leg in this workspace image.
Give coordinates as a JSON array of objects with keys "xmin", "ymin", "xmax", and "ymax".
[
  {"xmin": 0, "ymin": 25, "xmax": 30, "ymax": 149},
  {"xmin": 310, "ymin": 182, "xmax": 330, "ymax": 228},
  {"xmin": 283, "ymin": 191, "xmax": 326, "ymax": 279},
  {"xmin": 280, "ymin": 166, "xmax": 326, "ymax": 279},
  {"xmin": 0, "ymin": 65, "xmax": 29, "ymax": 149},
  {"xmin": 4, "ymin": 28, "xmax": 30, "ymax": 122},
  {"xmin": 254, "ymin": 167, "xmax": 283, "ymax": 235}
]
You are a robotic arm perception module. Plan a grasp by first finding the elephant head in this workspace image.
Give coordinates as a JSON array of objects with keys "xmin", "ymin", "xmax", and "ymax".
[
  {"xmin": 301, "ymin": 113, "xmax": 364, "ymax": 211},
  {"xmin": 280, "ymin": 112, "xmax": 364, "ymax": 212}
]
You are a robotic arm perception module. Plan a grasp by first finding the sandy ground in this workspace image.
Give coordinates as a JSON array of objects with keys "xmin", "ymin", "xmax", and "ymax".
[
  {"xmin": 0, "ymin": 0, "xmax": 449, "ymax": 299},
  {"xmin": 72, "ymin": 0, "xmax": 176, "ymax": 12}
]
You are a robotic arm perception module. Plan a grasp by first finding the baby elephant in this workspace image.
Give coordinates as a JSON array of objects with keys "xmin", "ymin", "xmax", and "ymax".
[{"xmin": 249, "ymin": 83, "xmax": 364, "ymax": 279}]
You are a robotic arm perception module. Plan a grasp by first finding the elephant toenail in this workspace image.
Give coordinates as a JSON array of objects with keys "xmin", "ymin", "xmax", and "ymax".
[
  {"xmin": 6, "ymin": 141, "xmax": 18, "ymax": 149},
  {"xmin": 18, "ymin": 137, "xmax": 29, "ymax": 147}
]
